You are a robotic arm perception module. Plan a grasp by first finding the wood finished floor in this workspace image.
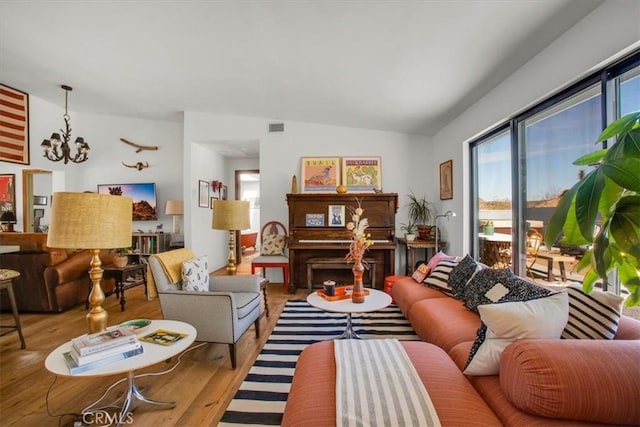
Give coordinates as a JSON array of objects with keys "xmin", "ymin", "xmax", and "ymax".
[{"xmin": 0, "ymin": 255, "xmax": 307, "ymax": 426}]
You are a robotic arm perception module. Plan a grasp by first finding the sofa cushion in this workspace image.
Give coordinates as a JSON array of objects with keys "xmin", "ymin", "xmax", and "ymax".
[
  {"xmin": 408, "ymin": 297, "xmax": 481, "ymax": 352},
  {"xmin": 181, "ymin": 255, "xmax": 209, "ymax": 292},
  {"xmin": 500, "ymin": 339, "xmax": 640, "ymax": 425},
  {"xmin": 423, "ymin": 258, "xmax": 460, "ymax": 295},
  {"xmin": 448, "ymin": 254, "xmax": 482, "ymax": 299},
  {"xmin": 411, "ymin": 263, "xmax": 430, "ymax": 283},
  {"xmin": 261, "ymin": 233, "xmax": 285, "ymax": 255},
  {"xmin": 546, "ymin": 284, "xmax": 623, "ymax": 340},
  {"xmin": 425, "ymin": 251, "xmax": 456, "ymax": 271},
  {"xmin": 463, "ymin": 292, "xmax": 568, "ymax": 376},
  {"xmin": 463, "ymin": 269, "xmax": 551, "ymax": 313},
  {"xmin": 391, "ymin": 277, "xmax": 448, "ymax": 317}
]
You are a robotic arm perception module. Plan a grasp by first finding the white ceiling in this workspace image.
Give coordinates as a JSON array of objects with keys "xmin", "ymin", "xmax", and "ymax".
[{"xmin": 1, "ymin": 0, "xmax": 603, "ymax": 137}]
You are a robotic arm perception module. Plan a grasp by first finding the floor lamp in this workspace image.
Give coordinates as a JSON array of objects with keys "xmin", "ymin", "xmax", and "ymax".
[
  {"xmin": 165, "ymin": 199, "xmax": 184, "ymax": 234},
  {"xmin": 47, "ymin": 192, "xmax": 132, "ymax": 333},
  {"xmin": 434, "ymin": 211, "xmax": 456, "ymax": 254},
  {"xmin": 212, "ymin": 200, "xmax": 250, "ymax": 275}
]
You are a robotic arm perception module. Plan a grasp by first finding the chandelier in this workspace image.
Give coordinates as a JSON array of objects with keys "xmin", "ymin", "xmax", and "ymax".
[{"xmin": 41, "ymin": 85, "xmax": 90, "ymax": 164}]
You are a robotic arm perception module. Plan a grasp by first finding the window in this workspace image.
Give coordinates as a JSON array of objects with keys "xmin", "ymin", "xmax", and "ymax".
[{"xmin": 470, "ymin": 50, "xmax": 639, "ymax": 290}]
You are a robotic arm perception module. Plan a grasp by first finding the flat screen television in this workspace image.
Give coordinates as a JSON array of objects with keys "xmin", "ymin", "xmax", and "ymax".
[{"xmin": 97, "ymin": 183, "xmax": 158, "ymax": 221}]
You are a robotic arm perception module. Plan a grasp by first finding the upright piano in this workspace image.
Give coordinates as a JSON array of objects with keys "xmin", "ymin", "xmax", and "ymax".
[{"xmin": 286, "ymin": 193, "xmax": 398, "ymax": 292}]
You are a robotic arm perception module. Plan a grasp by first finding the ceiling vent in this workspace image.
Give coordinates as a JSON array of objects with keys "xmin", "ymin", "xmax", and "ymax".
[{"xmin": 269, "ymin": 123, "xmax": 284, "ymax": 132}]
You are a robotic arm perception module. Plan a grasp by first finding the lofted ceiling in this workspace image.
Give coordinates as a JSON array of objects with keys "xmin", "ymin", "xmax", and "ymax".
[{"xmin": 0, "ymin": 0, "xmax": 604, "ymax": 139}]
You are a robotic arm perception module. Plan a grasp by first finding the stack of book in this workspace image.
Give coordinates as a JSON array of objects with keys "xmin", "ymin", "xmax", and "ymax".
[{"xmin": 63, "ymin": 326, "xmax": 144, "ymax": 374}]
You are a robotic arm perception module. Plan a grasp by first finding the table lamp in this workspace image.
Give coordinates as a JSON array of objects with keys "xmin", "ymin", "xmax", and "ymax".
[
  {"xmin": 434, "ymin": 211, "xmax": 456, "ymax": 253},
  {"xmin": 0, "ymin": 211, "xmax": 17, "ymax": 232},
  {"xmin": 165, "ymin": 200, "xmax": 184, "ymax": 234},
  {"xmin": 47, "ymin": 192, "xmax": 132, "ymax": 333},
  {"xmin": 212, "ymin": 200, "xmax": 250, "ymax": 275}
]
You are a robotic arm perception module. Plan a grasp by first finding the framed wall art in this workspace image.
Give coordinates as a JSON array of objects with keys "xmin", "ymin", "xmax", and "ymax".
[
  {"xmin": 198, "ymin": 180, "xmax": 209, "ymax": 208},
  {"xmin": 210, "ymin": 196, "xmax": 218, "ymax": 209},
  {"xmin": 305, "ymin": 213, "xmax": 325, "ymax": 227},
  {"xmin": 301, "ymin": 157, "xmax": 340, "ymax": 193},
  {"xmin": 33, "ymin": 195, "xmax": 47, "ymax": 206},
  {"xmin": 0, "ymin": 84, "xmax": 30, "ymax": 165},
  {"xmin": 0, "ymin": 174, "xmax": 16, "ymax": 217},
  {"xmin": 440, "ymin": 160, "xmax": 453, "ymax": 200},
  {"xmin": 328, "ymin": 205, "xmax": 345, "ymax": 227},
  {"xmin": 342, "ymin": 156, "xmax": 382, "ymax": 193}
]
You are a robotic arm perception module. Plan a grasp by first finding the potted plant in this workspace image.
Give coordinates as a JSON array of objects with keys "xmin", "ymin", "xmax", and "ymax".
[
  {"xmin": 407, "ymin": 192, "xmax": 434, "ymax": 240},
  {"xmin": 113, "ymin": 247, "xmax": 132, "ymax": 268},
  {"xmin": 546, "ymin": 112, "xmax": 640, "ymax": 307},
  {"xmin": 400, "ymin": 221, "xmax": 417, "ymax": 241}
]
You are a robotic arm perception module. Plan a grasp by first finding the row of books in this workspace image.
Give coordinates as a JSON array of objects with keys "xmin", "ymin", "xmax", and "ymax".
[{"xmin": 63, "ymin": 326, "xmax": 143, "ymax": 374}]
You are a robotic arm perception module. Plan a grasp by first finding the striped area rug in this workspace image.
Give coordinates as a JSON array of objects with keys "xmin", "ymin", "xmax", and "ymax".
[{"xmin": 218, "ymin": 299, "xmax": 418, "ymax": 426}]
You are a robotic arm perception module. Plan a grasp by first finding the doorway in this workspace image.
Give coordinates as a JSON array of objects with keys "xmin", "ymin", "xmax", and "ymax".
[{"xmin": 235, "ymin": 169, "xmax": 260, "ymax": 261}]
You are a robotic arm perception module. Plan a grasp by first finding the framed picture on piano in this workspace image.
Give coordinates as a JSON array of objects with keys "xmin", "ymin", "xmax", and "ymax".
[
  {"xmin": 306, "ymin": 213, "xmax": 325, "ymax": 227},
  {"xmin": 328, "ymin": 205, "xmax": 345, "ymax": 227}
]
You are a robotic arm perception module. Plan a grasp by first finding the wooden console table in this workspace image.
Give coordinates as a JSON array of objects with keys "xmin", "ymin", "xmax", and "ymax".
[{"xmin": 306, "ymin": 257, "xmax": 376, "ymax": 291}]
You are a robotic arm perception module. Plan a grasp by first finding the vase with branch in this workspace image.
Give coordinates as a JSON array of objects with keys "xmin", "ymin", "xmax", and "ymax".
[{"xmin": 345, "ymin": 198, "xmax": 373, "ymax": 303}]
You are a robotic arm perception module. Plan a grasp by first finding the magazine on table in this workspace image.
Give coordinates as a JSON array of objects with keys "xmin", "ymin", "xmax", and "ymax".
[
  {"xmin": 63, "ymin": 346, "xmax": 144, "ymax": 374},
  {"xmin": 140, "ymin": 329, "xmax": 187, "ymax": 346},
  {"xmin": 71, "ymin": 326, "xmax": 138, "ymax": 356},
  {"xmin": 70, "ymin": 341, "xmax": 142, "ymax": 366}
]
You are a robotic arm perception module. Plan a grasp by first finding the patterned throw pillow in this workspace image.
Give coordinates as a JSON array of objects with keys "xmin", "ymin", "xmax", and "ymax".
[
  {"xmin": 426, "ymin": 251, "xmax": 456, "ymax": 272},
  {"xmin": 181, "ymin": 255, "xmax": 209, "ymax": 292},
  {"xmin": 463, "ymin": 292, "xmax": 569, "ymax": 376},
  {"xmin": 545, "ymin": 284, "xmax": 623, "ymax": 340},
  {"xmin": 448, "ymin": 254, "xmax": 482, "ymax": 299},
  {"xmin": 411, "ymin": 263, "xmax": 430, "ymax": 283},
  {"xmin": 261, "ymin": 234, "xmax": 285, "ymax": 255},
  {"xmin": 423, "ymin": 258, "xmax": 460, "ymax": 295},
  {"xmin": 463, "ymin": 269, "xmax": 551, "ymax": 313}
]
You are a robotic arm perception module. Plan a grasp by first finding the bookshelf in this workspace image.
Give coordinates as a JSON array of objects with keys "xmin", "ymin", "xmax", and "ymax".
[{"xmin": 130, "ymin": 232, "xmax": 170, "ymax": 264}]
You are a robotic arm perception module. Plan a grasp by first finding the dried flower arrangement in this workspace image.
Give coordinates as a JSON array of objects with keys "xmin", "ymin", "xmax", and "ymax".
[{"xmin": 345, "ymin": 198, "xmax": 374, "ymax": 264}]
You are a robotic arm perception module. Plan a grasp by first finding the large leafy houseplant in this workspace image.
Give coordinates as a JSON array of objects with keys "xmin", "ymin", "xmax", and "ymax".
[
  {"xmin": 407, "ymin": 192, "xmax": 434, "ymax": 239},
  {"xmin": 545, "ymin": 112, "xmax": 640, "ymax": 307}
]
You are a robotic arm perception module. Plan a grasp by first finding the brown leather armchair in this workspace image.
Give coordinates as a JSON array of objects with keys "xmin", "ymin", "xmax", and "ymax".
[{"xmin": 0, "ymin": 233, "xmax": 115, "ymax": 312}]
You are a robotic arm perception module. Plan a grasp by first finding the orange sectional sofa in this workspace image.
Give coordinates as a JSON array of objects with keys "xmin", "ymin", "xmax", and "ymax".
[{"xmin": 283, "ymin": 269, "xmax": 640, "ymax": 426}]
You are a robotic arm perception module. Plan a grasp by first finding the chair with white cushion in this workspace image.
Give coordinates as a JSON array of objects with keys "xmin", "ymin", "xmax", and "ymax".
[
  {"xmin": 147, "ymin": 249, "xmax": 262, "ymax": 369},
  {"xmin": 251, "ymin": 221, "xmax": 290, "ymax": 289}
]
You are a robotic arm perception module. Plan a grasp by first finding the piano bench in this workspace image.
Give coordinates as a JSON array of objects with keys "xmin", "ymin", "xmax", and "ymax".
[{"xmin": 306, "ymin": 257, "xmax": 376, "ymax": 291}]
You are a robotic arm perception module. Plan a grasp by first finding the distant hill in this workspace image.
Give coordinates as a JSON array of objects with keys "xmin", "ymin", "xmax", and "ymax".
[{"xmin": 133, "ymin": 200, "xmax": 156, "ymax": 220}]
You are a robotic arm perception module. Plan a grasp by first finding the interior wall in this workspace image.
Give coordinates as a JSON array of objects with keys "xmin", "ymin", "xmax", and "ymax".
[{"xmin": 426, "ymin": 0, "xmax": 640, "ymax": 257}]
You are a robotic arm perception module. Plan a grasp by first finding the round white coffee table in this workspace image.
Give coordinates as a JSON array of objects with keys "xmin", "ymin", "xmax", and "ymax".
[
  {"xmin": 45, "ymin": 320, "xmax": 196, "ymax": 426},
  {"xmin": 307, "ymin": 288, "xmax": 392, "ymax": 339}
]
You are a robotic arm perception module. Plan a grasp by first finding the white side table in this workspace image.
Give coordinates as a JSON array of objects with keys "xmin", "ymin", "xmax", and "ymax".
[
  {"xmin": 307, "ymin": 289, "xmax": 391, "ymax": 339},
  {"xmin": 45, "ymin": 320, "xmax": 196, "ymax": 425}
]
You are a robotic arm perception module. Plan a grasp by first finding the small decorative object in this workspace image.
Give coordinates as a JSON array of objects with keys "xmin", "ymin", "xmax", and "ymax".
[
  {"xmin": 323, "ymin": 280, "xmax": 336, "ymax": 296},
  {"xmin": 484, "ymin": 221, "xmax": 494, "ymax": 235},
  {"xmin": 120, "ymin": 138, "xmax": 158, "ymax": 152},
  {"xmin": 345, "ymin": 198, "xmax": 373, "ymax": 303},
  {"xmin": 328, "ymin": 205, "xmax": 345, "ymax": 227},
  {"xmin": 336, "ymin": 184, "xmax": 347, "ymax": 194},
  {"xmin": 114, "ymin": 247, "xmax": 132, "ymax": 268},
  {"xmin": 121, "ymin": 161, "xmax": 149, "ymax": 171},
  {"xmin": 301, "ymin": 157, "xmax": 340, "ymax": 193},
  {"xmin": 439, "ymin": 159, "xmax": 453, "ymax": 200},
  {"xmin": 400, "ymin": 221, "xmax": 417, "ymax": 241},
  {"xmin": 342, "ymin": 157, "xmax": 382, "ymax": 193},
  {"xmin": 119, "ymin": 319, "xmax": 151, "ymax": 332},
  {"xmin": 291, "ymin": 175, "xmax": 298, "ymax": 194},
  {"xmin": 305, "ymin": 213, "xmax": 325, "ymax": 227}
]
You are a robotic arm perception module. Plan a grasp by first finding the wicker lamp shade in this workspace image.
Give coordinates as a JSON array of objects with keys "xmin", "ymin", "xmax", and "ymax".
[
  {"xmin": 47, "ymin": 192, "xmax": 132, "ymax": 249},
  {"xmin": 212, "ymin": 200, "xmax": 250, "ymax": 231}
]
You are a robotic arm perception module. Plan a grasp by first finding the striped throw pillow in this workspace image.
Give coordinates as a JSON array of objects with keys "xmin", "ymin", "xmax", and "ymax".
[
  {"xmin": 560, "ymin": 285, "xmax": 623, "ymax": 339},
  {"xmin": 423, "ymin": 258, "xmax": 460, "ymax": 295}
]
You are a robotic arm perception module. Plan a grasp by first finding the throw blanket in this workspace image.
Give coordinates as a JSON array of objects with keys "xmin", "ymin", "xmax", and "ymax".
[
  {"xmin": 334, "ymin": 339, "xmax": 441, "ymax": 427},
  {"xmin": 146, "ymin": 248, "xmax": 195, "ymax": 300}
]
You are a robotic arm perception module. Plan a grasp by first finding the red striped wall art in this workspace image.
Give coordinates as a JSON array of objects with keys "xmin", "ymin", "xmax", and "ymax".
[{"xmin": 0, "ymin": 84, "xmax": 30, "ymax": 165}]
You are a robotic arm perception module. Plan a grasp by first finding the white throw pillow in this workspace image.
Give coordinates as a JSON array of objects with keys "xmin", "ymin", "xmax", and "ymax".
[
  {"xmin": 463, "ymin": 292, "xmax": 569, "ymax": 376},
  {"xmin": 181, "ymin": 255, "xmax": 209, "ymax": 292}
]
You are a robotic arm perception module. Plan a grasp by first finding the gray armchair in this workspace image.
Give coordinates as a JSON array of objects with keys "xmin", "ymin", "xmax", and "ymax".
[{"xmin": 148, "ymin": 253, "xmax": 262, "ymax": 368}]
